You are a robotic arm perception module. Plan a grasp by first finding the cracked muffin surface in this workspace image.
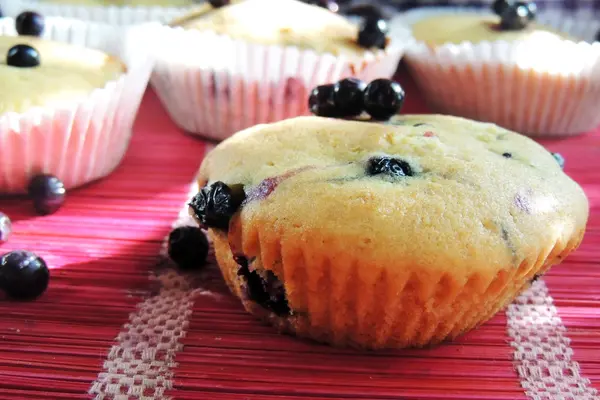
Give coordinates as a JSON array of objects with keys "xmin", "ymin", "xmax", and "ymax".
[{"xmin": 192, "ymin": 115, "xmax": 588, "ymax": 349}]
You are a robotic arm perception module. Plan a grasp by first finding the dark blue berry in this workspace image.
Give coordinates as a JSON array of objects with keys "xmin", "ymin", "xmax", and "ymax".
[
  {"xmin": 167, "ymin": 226, "xmax": 209, "ymax": 270},
  {"xmin": 551, "ymin": 152, "xmax": 565, "ymax": 169},
  {"xmin": 500, "ymin": 3, "xmax": 530, "ymax": 30},
  {"xmin": 492, "ymin": 0, "xmax": 510, "ymax": 15},
  {"xmin": 235, "ymin": 256, "xmax": 290, "ymax": 316},
  {"xmin": 493, "ymin": 1, "xmax": 536, "ymax": 20},
  {"xmin": 15, "ymin": 11, "xmax": 45, "ymax": 37},
  {"xmin": 358, "ymin": 18, "xmax": 388, "ymax": 49},
  {"xmin": 596, "ymin": 30, "xmax": 600, "ymax": 42},
  {"xmin": 363, "ymin": 79, "xmax": 405, "ymax": 121},
  {"xmin": 502, "ymin": 152, "xmax": 512, "ymax": 158},
  {"xmin": 344, "ymin": 4, "xmax": 385, "ymax": 20},
  {"xmin": 27, "ymin": 174, "xmax": 66, "ymax": 216},
  {"xmin": 308, "ymin": 84, "xmax": 338, "ymax": 117},
  {"xmin": 6, "ymin": 44, "xmax": 40, "ymax": 68},
  {"xmin": 0, "ymin": 213, "xmax": 11, "ymax": 243},
  {"xmin": 208, "ymin": 0, "xmax": 229, "ymax": 7},
  {"xmin": 367, "ymin": 156, "xmax": 413, "ymax": 177},
  {"xmin": 0, "ymin": 251, "xmax": 49, "ymax": 300},
  {"xmin": 333, "ymin": 78, "xmax": 366, "ymax": 117},
  {"xmin": 189, "ymin": 182, "xmax": 245, "ymax": 231}
]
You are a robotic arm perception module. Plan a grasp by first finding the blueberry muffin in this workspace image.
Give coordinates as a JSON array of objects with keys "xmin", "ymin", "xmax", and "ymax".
[
  {"xmin": 169, "ymin": 0, "xmax": 388, "ymax": 57},
  {"xmin": 188, "ymin": 114, "xmax": 588, "ymax": 349},
  {"xmin": 0, "ymin": 12, "xmax": 153, "ymax": 194},
  {"xmin": 0, "ymin": 35, "xmax": 124, "ymax": 114},
  {"xmin": 396, "ymin": 1, "xmax": 600, "ymax": 137},
  {"xmin": 151, "ymin": 0, "xmax": 406, "ymax": 140}
]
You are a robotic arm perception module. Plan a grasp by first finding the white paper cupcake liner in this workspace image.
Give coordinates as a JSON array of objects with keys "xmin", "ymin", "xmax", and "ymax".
[
  {"xmin": 0, "ymin": 17, "xmax": 157, "ymax": 194},
  {"xmin": 0, "ymin": 0, "xmax": 192, "ymax": 26},
  {"xmin": 150, "ymin": 25, "xmax": 410, "ymax": 141},
  {"xmin": 390, "ymin": 8, "xmax": 600, "ymax": 137}
]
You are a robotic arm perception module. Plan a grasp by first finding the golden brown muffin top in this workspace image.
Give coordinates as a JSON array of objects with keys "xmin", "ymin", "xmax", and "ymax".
[
  {"xmin": 411, "ymin": 14, "xmax": 575, "ymax": 46},
  {"xmin": 199, "ymin": 115, "xmax": 588, "ymax": 275}
]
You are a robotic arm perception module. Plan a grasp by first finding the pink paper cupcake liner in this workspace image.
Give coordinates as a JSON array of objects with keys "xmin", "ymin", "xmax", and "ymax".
[
  {"xmin": 0, "ymin": 17, "xmax": 157, "ymax": 194},
  {"xmin": 151, "ymin": 26, "xmax": 409, "ymax": 141},
  {"xmin": 0, "ymin": 0, "xmax": 192, "ymax": 26},
  {"xmin": 391, "ymin": 8, "xmax": 600, "ymax": 137}
]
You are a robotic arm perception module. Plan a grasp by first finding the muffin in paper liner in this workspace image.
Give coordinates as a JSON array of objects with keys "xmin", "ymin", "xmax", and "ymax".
[
  {"xmin": 151, "ymin": 25, "xmax": 409, "ymax": 141},
  {"xmin": 0, "ymin": 17, "xmax": 157, "ymax": 194},
  {"xmin": 390, "ymin": 8, "xmax": 600, "ymax": 137},
  {"xmin": 0, "ymin": 0, "xmax": 192, "ymax": 26},
  {"xmin": 190, "ymin": 115, "xmax": 589, "ymax": 349}
]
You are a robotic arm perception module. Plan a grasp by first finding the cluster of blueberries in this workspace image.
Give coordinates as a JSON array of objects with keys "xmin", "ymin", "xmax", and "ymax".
[
  {"xmin": 7, "ymin": 12, "xmax": 45, "ymax": 68},
  {"xmin": 309, "ymin": 78, "xmax": 405, "ymax": 121},
  {"xmin": 0, "ymin": 174, "xmax": 66, "ymax": 301}
]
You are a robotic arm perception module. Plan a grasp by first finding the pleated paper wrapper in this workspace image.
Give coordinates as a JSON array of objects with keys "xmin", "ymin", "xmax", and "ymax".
[
  {"xmin": 0, "ymin": 0, "xmax": 191, "ymax": 26},
  {"xmin": 208, "ymin": 214, "xmax": 585, "ymax": 350},
  {"xmin": 391, "ymin": 8, "xmax": 600, "ymax": 137},
  {"xmin": 150, "ymin": 25, "xmax": 410, "ymax": 141},
  {"xmin": 0, "ymin": 17, "xmax": 157, "ymax": 194}
]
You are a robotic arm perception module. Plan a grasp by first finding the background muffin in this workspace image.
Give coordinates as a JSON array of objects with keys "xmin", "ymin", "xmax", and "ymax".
[
  {"xmin": 392, "ymin": 3, "xmax": 600, "ymax": 137},
  {"xmin": 151, "ymin": 0, "xmax": 408, "ymax": 140},
  {"xmin": 189, "ymin": 114, "xmax": 588, "ymax": 349},
  {"xmin": 0, "ymin": 14, "xmax": 156, "ymax": 193},
  {"xmin": 0, "ymin": 0, "xmax": 193, "ymax": 25}
]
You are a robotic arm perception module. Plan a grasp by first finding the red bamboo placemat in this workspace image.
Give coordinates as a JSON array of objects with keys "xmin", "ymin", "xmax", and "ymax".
[{"xmin": 0, "ymin": 69, "xmax": 598, "ymax": 400}]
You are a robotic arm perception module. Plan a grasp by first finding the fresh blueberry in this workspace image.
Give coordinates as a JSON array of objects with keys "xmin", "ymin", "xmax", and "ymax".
[
  {"xmin": 343, "ymin": 4, "xmax": 385, "ymax": 20},
  {"xmin": 502, "ymin": 152, "xmax": 512, "ymax": 158},
  {"xmin": 27, "ymin": 174, "xmax": 66, "ymax": 216},
  {"xmin": 306, "ymin": 0, "xmax": 339, "ymax": 12},
  {"xmin": 235, "ymin": 256, "xmax": 290, "ymax": 316},
  {"xmin": 167, "ymin": 226, "xmax": 209, "ymax": 270},
  {"xmin": 596, "ymin": 30, "xmax": 600, "ymax": 42},
  {"xmin": 358, "ymin": 18, "xmax": 388, "ymax": 49},
  {"xmin": 551, "ymin": 152, "xmax": 565, "ymax": 169},
  {"xmin": 188, "ymin": 182, "xmax": 245, "ymax": 231},
  {"xmin": 367, "ymin": 156, "xmax": 413, "ymax": 177},
  {"xmin": 308, "ymin": 84, "xmax": 338, "ymax": 117},
  {"xmin": 15, "ymin": 11, "xmax": 45, "ymax": 37},
  {"xmin": 363, "ymin": 79, "xmax": 405, "ymax": 121},
  {"xmin": 0, "ymin": 250, "xmax": 49, "ymax": 300},
  {"xmin": 500, "ymin": 3, "xmax": 530, "ymax": 30},
  {"xmin": 491, "ymin": 0, "xmax": 510, "ymax": 15},
  {"xmin": 208, "ymin": 0, "xmax": 230, "ymax": 7},
  {"xmin": 6, "ymin": 44, "xmax": 40, "ymax": 68},
  {"xmin": 333, "ymin": 78, "xmax": 367, "ymax": 117},
  {"xmin": 0, "ymin": 213, "xmax": 11, "ymax": 243}
]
